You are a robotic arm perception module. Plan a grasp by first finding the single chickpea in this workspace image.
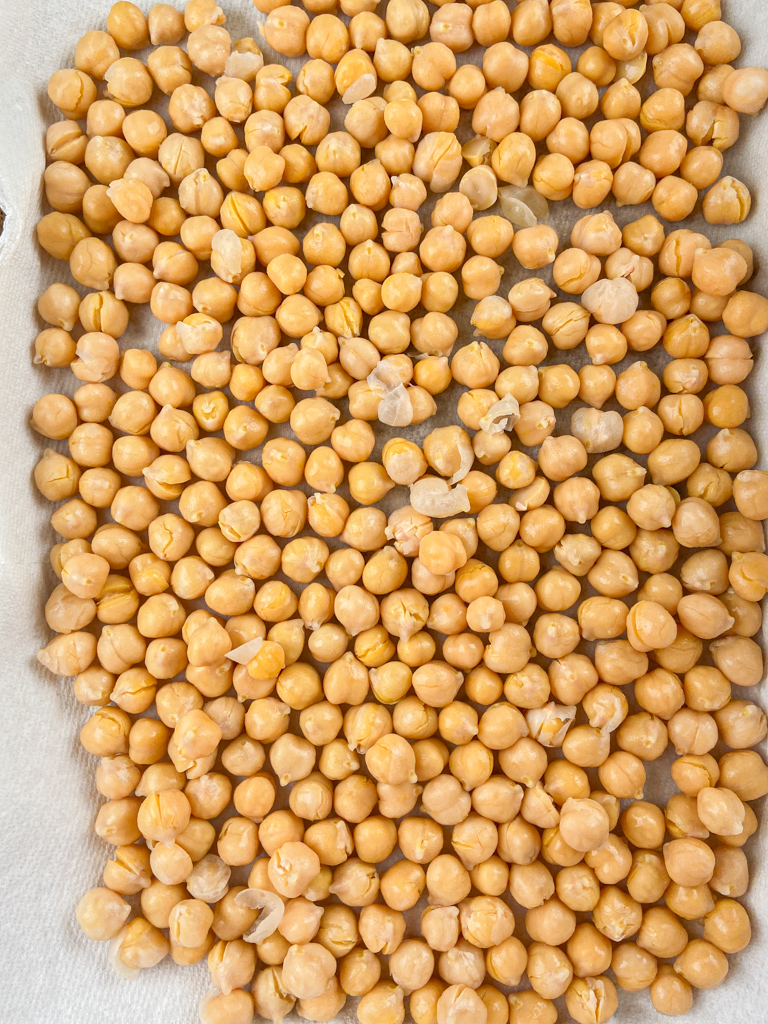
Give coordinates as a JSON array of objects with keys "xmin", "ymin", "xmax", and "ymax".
[
  {"xmin": 672, "ymin": 938, "xmax": 729, "ymax": 991},
  {"xmin": 722, "ymin": 66, "xmax": 768, "ymax": 113}
]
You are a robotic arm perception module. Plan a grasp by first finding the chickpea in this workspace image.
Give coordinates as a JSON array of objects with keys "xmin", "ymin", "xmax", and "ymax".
[
  {"xmin": 703, "ymin": 175, "xmax": 753, "ymax": 226},
  {"xmin": 673, "ymin": 939, "xmax": 729, "ymax": 991}
]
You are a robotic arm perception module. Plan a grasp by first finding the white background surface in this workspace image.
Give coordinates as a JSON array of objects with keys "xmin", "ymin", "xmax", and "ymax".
[{"xmin": 1, "ymin": 1, "xmax": 767, "ymax": 1022}]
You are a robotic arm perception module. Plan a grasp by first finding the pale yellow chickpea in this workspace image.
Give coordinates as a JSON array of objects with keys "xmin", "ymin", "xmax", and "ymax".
[
  {"xmin": 589, "ymin": 119, "xmax": 636, "ymax": 169},
  {"xmin": 480, "ymin": 38, "xmax": 526, "ymax": 90},
  {"xmin": 722, "ymin": 65, "xmax": 768, "ymax": 114},
  {"xmin": 492, "ymin": 131, "xmax": 537, "ymax": 185},
  {"xmin": 576, "ymin": 138, "xmax": 622, "ymax": 194}
]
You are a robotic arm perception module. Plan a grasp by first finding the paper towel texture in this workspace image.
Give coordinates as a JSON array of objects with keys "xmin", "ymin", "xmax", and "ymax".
[{"xmin": 1, "ymin": 1, "xmax": 767, "ymax": 1022}]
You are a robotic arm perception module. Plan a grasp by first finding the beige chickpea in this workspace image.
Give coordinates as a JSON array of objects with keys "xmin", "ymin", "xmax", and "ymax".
[
  {"xmin": 47, "ymin": 66, "xmax": 99, "ymax": 122},
  {"xmin": 45, "ymin": 120, "xmax": 88, "ymax": 166},
  {"xmin": 512, "ymin": 225, "xmax": 558, "ymax": 272},
  {"xmin": 670, "ymin": 937, "xmax": 730, "ymax": 992},
  {"xmin": 717, "ymin": 62, "xmax": 767, "ymax": 114},
  {"xmin": 651, "ymin": 964, "xmax": 695, "ymax": 1017},
  {"xmin": 638, "ymin": 129, "xmax": 688, "ymax": 179}
]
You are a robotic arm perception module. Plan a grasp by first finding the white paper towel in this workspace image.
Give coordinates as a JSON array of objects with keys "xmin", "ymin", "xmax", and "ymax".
[{"xmin": 1, "ymin": 1, "xmax": 767, "ymax": 1022}]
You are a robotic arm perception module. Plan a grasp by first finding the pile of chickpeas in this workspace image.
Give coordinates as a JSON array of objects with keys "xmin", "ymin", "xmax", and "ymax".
[{"xmin": 33, "ymin": 0, "xmax": 768, "ymax": 1021}]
